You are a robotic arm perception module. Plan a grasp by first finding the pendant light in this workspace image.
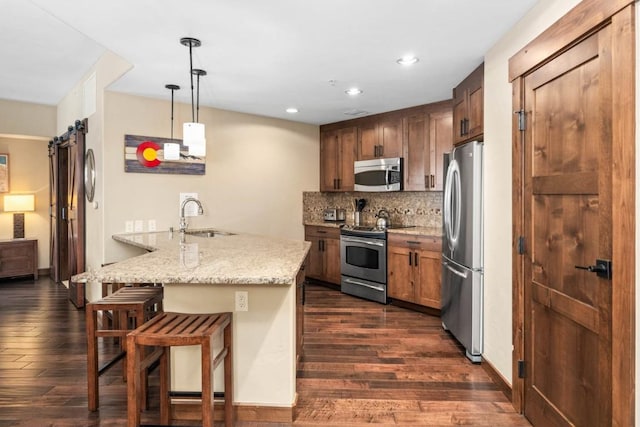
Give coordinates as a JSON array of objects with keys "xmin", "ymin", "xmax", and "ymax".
[
  {"xmin": 180, "ymin": 37, "xmax": 206, "ymax": 156},
  {"xmin": 164, "ymin": 84, "xmax": 181, "ymax": 160}
]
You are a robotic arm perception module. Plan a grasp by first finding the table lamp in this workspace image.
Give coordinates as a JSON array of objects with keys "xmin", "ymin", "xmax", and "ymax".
[{"xmin": 4, "ymin": 194, "xmax": 35, "ymax": 239}]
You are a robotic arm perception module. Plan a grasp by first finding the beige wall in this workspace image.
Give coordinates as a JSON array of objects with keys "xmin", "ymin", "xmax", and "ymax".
[
  {"xmin": 0, "ymin": 99, "xmax": 56, "ymax": 139},
  {"xmin": 0, "ymin": 98, "xmax": 56, "ymax": 271},
  {"xmin": 57, "ymin": 50, "xmax": 132, "ymax": 281},
  {"xmin": 483, "ymin": 0, "xmax": 582, "ymax": 383},
  {"xmin": 102, "ymin": 91, "xmax": 319, "ymax": 265},
  {"xmin": 0, "ymin": 136, "xmax": 51, "ymax": 269}
]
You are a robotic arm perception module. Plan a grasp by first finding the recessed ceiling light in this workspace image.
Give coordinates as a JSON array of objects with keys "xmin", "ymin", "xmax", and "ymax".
[
  {"xmin": 345, "ymin": 88, "xmax": 363, "ymax": 96},
  {"xmin": 397, "ymin": 55, "xmax": 419, "ymax": 66},
  {"xmin": 286, "ymin": 107, "xmax": 299, "ymax": 114}
]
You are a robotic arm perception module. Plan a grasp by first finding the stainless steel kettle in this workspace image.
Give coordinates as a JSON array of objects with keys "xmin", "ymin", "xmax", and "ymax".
[{"xmin": 375, "ymin": 209, "xmax": 391, "ymax": 229}]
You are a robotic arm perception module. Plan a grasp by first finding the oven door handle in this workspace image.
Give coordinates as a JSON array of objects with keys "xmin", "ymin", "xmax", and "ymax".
[
  {"xmin": 341, "ymin": 236, "xmax": 385, "ymax": 247},
  {"xmin": 344, "ymin": 278, "xmax": 385, "ymax": 292}
]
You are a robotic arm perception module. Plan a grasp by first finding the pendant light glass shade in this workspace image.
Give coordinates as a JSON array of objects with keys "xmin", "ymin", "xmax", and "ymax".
[
  {"xmin": 183, "ymin": 122, "xmax": 206, "ymax": 155},
  {"xmin": 183, "ymin": 122, "xmax": 206, "ymax": 146}
]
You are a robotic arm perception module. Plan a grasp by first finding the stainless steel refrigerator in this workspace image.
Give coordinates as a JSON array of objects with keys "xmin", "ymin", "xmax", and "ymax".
[{"xmin": 441, "ymin": 140, "xmax": 483, "ymax": 362}]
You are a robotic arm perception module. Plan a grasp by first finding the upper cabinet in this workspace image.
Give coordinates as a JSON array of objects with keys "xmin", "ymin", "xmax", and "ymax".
[
  {"xmin": 403, "ymin": 108, "xmax": 452, "ymax": 191},
  {"xmin": 320, "ymin": 127, "xmax": 356, "ymax": 192},
  {"xmin": 357, "ymin": 118, "xmax": 403, "ymax": 160},
  {"xmin": 319, "ymin": 100, "xmax": 452, "ymax": 192},
  {"xmin": 452, "ymin": 63, "xmax": 484, "ymax": 145}
]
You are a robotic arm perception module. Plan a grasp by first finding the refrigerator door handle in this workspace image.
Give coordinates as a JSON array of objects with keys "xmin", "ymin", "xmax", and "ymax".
[
  {"xmin": 452, "ymin": 163, "xmax": 462, "ymax": 247},
  {"xmin": 444, "ymin": 159, "xmax": 461, "ymax": 252},
  {"xmin": 444, "ymin": 161, "xmax": 455, "ymax": 250},
  {"xmin": 443, "ymin": 260, "xmax": 468, "ymax": 279}
]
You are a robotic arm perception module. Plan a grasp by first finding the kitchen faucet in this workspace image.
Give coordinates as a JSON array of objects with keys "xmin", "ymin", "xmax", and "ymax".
[{"xmin": 179, "ymin": 197, "xmax": 204, "ymax": 233}]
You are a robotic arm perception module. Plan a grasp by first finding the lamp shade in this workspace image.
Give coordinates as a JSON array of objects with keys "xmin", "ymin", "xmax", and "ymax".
[
  {"xmin": 183, "ymin": 122, "xmax": 206, "ymax": 146},
  {"xmin": 4, "ymin": 194, "xmax": 35, "ymax": 212}
]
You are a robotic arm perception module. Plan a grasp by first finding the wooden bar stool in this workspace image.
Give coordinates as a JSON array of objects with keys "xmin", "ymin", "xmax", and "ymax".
[
  {"xmin": 126, "ymin": 312, "xmax": 233, "ymax": 427},
  {"xmin": 86, "ymin": 286, "xmax": 164, "ymax": 411},
  {"xmin": 99, "ymin": 283, "xmax": 164, "ymax": 331}
]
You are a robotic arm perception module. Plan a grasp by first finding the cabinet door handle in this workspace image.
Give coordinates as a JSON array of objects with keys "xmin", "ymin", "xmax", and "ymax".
[
  {"xmin": 430, "ymin": 174, "xmax": 435, "ymax": 188},
  {"xmin": 408, "ymin": 253, "xmax": 412, "ymax": 266},
  {"xmin": 406, "ymin": 240, "xmax": 421, "ymax": 245},
  {"xmin": 414, "ymin": 252, "xmax": 418, "ymax": 266},
  {"xmin": 374, "ymin": 145, "xmax": 378, "ymax": 157},
  {"xmin": 459, "ymin": 120, "xmax": 465, "ymax": 137},
  {"xmin": 337, "ymin": 178, "xmax": 341, "ymax": 189},
  {"xmin": 464, "ymin": 118, "xmax": 469, "ymax": 135}
]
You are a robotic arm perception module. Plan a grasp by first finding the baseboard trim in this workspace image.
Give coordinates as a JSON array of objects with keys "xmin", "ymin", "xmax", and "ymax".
[
  {"xmin": 389, "ymin": 298, "xmax": 440, "ymax": 316},
  {"xmin": 172, "ymin": 401, "xmax": 295, "ymax": 423},
  {"xmin": 37, "ymin": 268, "xmax": 50, "ymax": 277},
  {"xmin": 481, "ymin": 357, "xmax": 512, "ymax": 401}
]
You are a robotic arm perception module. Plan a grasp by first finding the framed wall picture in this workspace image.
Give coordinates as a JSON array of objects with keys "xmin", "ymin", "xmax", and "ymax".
[{"xmin": 0, "ymin": 154, "xmax": 8, "ymax": 193}]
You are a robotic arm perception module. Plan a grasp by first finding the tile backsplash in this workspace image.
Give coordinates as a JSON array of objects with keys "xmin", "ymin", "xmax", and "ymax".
[{"xmin": 303, "ymin": 191, "xmax": 442, "ymax": 228}]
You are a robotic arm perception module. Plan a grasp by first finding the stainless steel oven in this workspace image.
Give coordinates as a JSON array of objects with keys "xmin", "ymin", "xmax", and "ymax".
[{"xmin": 340, "ymin": 226, "xmax": 387, "ymax": 304}]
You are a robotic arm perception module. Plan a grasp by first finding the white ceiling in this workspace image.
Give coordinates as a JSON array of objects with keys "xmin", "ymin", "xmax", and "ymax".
[{"xmin": 1, "ymin": 0, "xmax": 537, "ymax": 125}]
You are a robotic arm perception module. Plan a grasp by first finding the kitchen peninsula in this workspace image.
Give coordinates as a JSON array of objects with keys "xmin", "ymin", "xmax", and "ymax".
[{"xmin": 73, "ymin": 229, "xmax": 310, "ymax": 422}]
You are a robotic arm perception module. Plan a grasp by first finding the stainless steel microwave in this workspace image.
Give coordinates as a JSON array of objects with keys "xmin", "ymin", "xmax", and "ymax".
[{"xmin": 354, "ymin": 157, "xmax": 403, "ymax": 192}]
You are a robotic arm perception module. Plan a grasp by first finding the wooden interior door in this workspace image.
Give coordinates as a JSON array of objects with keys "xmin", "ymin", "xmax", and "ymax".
[
  {"xmin": 521, "ymin": 28, "xmax": 613, "ymax": 427},
  {"xmin": 65, "ymin": 129, "xmax": 85, "ymax": 277},
  {"xmin": 49, "ymin": 142, "xmax": 69, "ymax": 282}
]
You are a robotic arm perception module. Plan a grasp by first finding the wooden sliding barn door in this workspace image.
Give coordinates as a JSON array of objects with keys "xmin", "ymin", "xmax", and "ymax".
[
  {"xmin": 510, "ymin": 1, "xmax": 635, "ymax": 426},
  {"xmin": 49, "ymin": 120, "xmax": 87, "ymax": 283}
]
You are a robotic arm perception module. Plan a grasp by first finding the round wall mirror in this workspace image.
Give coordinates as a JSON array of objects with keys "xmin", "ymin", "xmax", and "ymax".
[{"xmin": 84, "ymin": 148, "xmax": 96, "ymax": 202}]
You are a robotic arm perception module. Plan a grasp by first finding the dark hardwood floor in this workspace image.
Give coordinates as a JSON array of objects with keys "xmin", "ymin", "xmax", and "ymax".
[{"xmin": 0, "ymin": 277, "xmax": 530, "ymax": 426}]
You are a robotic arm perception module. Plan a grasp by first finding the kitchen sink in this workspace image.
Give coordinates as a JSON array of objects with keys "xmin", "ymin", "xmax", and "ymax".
[{"xmin": 184, "ymin": 229, "xmax": 235, "ymax": 238}]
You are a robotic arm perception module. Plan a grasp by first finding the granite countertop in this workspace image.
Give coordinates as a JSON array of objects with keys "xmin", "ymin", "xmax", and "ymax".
[
  {"xmin": 304, "ymin": 221, "xmax": 442, "ymax": 238},
  {"xmin": 72, "ymin": 229, "xmax": 311, "ymax": 286}
]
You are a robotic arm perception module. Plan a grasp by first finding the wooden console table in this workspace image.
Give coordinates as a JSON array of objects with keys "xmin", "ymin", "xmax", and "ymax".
[{"xmin": 0, "ymin": 239, "xmax": 38, "ymax": 280}]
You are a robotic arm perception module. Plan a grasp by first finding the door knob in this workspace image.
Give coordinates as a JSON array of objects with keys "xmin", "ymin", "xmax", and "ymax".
[{"xmin": 574, "ymin": 259, "xmax": 612, "ymax": 280}]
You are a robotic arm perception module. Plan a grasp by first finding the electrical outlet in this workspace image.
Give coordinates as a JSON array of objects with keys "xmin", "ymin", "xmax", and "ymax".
[
  {"xmin": 235, "ymin": 291, "xmax": 248, "ymax": 312},
  {"xmin": 148, "ymin": 219, "xmax": 157, "ymax": 232},
  {"xmin": 134, "ymin": 220, "xmax": 144, "ymax": 232},
  {"xmin": 125, "ymin": 220, "xmax": 134, "ymax": 233}
]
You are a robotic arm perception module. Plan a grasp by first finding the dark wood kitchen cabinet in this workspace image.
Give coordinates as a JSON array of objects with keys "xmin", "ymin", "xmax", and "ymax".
[
  {"xmin": 387, "ymin": 233, "xmax": 441, "ymax": 309},
  {"xmin": 304, "ymin": 225, "xmax": 341, "ymax": 285},
  {"xmin": 320, "ymin": 127, "xmax": 356, "ymax": 192},
  {"xmin": 452, "ymin": 63, "xmax": 484, "ymax": 145},
  {"xmin": 357, "ymin": 118, "xmax": 403, "ymax": 160},
  {"xmin": 403, "ymin": 109, "xmax": 452, "ymax": 191},
  {"xmin": 0, "ymin": 239, "xmax": 38, "ymax": 280},
  {"xmin": 320, "ymin": 100, "xmax": 452, "ymax": 192}
]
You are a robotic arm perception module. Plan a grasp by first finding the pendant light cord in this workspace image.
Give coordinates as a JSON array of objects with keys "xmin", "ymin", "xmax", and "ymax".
[
  {"xmin": 196, "ymin": 73, "xmax": 200, "ymax": 123},
  {"xmin": 189, "ymin": 43, "xmax": 195, "ymax": 123},
  {"xmin": 171, "ymin": 89, "xmax": 175, "ymax": 138},
  {"xmin": 165, "ymin": 84, "xmax": 180, "ymax": 140}
]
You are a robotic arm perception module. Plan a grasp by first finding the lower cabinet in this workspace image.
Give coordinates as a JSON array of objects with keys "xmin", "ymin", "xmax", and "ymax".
[
  {"xmin": 0, "ymin": 239, "xmax": 38, "ymax": 280},
  {"xmin": 304, "ymin": 225, "xmax": 341, "ymax": 285},
  {"xmin": 387, "ymin": 233, "xmax": 441, "ymax": 309}
]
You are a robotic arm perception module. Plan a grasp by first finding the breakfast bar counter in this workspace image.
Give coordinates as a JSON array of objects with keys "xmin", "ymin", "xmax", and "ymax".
[{"xmin": 73, "ymin": 229, "xmax": 310, "ymax": 422}]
